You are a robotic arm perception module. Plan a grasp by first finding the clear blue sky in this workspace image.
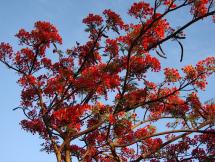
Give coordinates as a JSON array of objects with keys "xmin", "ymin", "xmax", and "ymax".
[{"xmin": 0, "ymin": 1, "xmax": 214, "ymax": 162}]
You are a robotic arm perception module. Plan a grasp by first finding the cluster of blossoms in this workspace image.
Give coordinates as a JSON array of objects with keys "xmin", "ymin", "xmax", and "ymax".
[
  {"xmin": 16, "ymin": 21, "xmax": 62, "ymax": 56},
  {"xmin": 103, "ymin": 9, "xmax": 126, "ymax": 30},
  {"xmin": 164, "ymin": 68, "xmax": 181, "ymax": 82},
  {"xmin": 163, "ymin": 0, "xmax": 177, "ymax": 8},
  {"xmin": 128, "ymin": 1, "xmax": 153, "ymax": 19},
  {"xmin": 75, "ymin": 63, "xmax": 120, "ymax": 95},
  {"xmin": 21, "ymin": 119, "xmax": 46, "ymax": 136},
  {"xmin": 127, "ymin": 54, "xmax": 161, "ymax": 77},
  {"xmin": 52, "ymin": 104, "xmax": 91, "ymax": 131},
  {"xmin": 73, "ymin": 41, "xmax": 101, "ymax": 66},
  {"xmin": 105, "ymin": 39, "xmax": 119, "ymax": 58},
  {"xmin": 190, "ymin": 0, "xmax": 209, "ymax": 17},
  {"xmin": 0, "ymin": 42, "xmax": 13, "ymax": 59},
  {"xmin": 83, "ymin": 14, "xmax": 103, "ymax": 26},
  {"xmin": 182, "ymin": 57, "xmax": 215, "ymax": 89}
]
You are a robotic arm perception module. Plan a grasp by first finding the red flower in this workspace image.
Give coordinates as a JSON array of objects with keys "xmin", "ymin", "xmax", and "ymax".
[
  {"xmin": 105, "ymin": 39, "xmax": 119, "ymax": 58},
  {"xmin": 190, "ymin": 0, "xmax": 209, "ymax": 17},
  {"xmin": 163, "ymin": 0, "xmax": 177, "ymax": 9},
  {"xmin": 128, "ymin": 2, "xmax": 153, "ymax": 19},
  {"xmin": 0, "ymin": 42, "xmax": 13, "ymax": 59},
  {"xmin": 83, "ymin": 14, "xmax": 103, "ymax": 26},
  {"xmin": 16, "ymin": 21, "xmax": 62, "ymax": 56},
  {"xmin": 164, "ymin": 68, "xmax": 181, "ymax": 82},
  {"xmin": 103, "ymin": 9, "xmax": 125, "ymax": 30}
]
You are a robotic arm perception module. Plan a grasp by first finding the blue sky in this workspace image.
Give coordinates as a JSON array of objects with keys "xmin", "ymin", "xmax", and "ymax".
[{"xmin": 0, "ymin": 1, "xmax": 214, "ymax": 162}]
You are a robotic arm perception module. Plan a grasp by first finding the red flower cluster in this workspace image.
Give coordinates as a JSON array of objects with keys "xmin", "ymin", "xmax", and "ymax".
[
  {"xmin": 164, "ymin": 68, "xmax": 181, "ymax": 82},
  {"xmin": 118, "ymin": 17, "xmax": 169, "ymax": 50},
  {"xmin": 165, "ymin": 140, "xmax": 190, "ymax": 157},
  {"xmin": 21, "ymin": 88, "xmax": 37, "ymax": 107},
  {"xmin": 128, "ymin": 1, "xmax": 153, "ymax": 19},
  {"xmin": 114, "ymin": 119, "xmax": 132, "ymax": 137},
  {"xmin": 41, "ymin": 57, "xmax": 52, "ymax": 69},
  {"xmin": 192, "ymin": 132, "xmax": 215, "ymax": 160},
  {"xmin": 19, "ymin": 75, "xmax": 38, "ymax": 86},
  {"xmin": 182, "ymin": 65, "xmax": 198, "ymax": 79},
  {"xmin": 0, "ymin": 42, "xmax": 13, "ymax": 59},
  {"xmin": 34, "ymin": 21, "xmax": 62, "ymax": 44},
  {"xmin": 134, "ymin": 126, "xmax": 154, "ymax": 139},
  {"xmin": 16, "ymin": 21, "xmax": 62, "ymax": 55},
  {"xmin": 204, "ymin": 104, "xmax": 215, "ymax": 119},
  {"xmin": 165, "ymin": 95, "xmax": 189, "ymax": 116},
  {"xmin": 21, "ymin": 119, "xmax": 46, "ymax": 136},
  {"xmin": 83, "ymin": 13, "xmax": 103, "ymax": 26},
  {"xmin": 141, "ymin": 138, "xmax": 163, "ymax": 152},
  {"xmin": 163, "ymin": 0, "xmax": 177, "ymax": 9},
  {"xmin": 182, "ymin": 57, "xmax": 215, "ymax": 90},
  {"xmin": 75, "ymin": 64, "xmax": 120, "ymax": 95},
  {"xmin": 123, "ymin": 88, "xmax": 147, "ymax": 107},
  {"xmin": 127, "ymin": 54, "xmax": 161, "ymax": 77},
  {"xmin": 190, "ymin": 0, "xmax": 209, "ymax": 17},
  {"xmin": 15, "ymin": 48, "xmax": 40, "ymax": 73},
  {"xmin": 103, "ymin": 9, "xmax": 125, "ymax": 30},
  {"xmin": 73, "ymin": 41, "xmax": 101, "ymax": 66},
  {"xmin": 144, "ymin": 54, "xmax": 161, "ymax": 71},
  {"xmin": 105, "ymin": 39, "xmax": 119, "ymax": 58},
  {"xmin": 52, "ymin": 104, "xmax": 90, "ymax": 131}
]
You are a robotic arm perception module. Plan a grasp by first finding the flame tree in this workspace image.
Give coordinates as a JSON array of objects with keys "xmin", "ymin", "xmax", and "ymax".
[{"xmin": 0, "ymin": 0, "xmax": 215, "ymax": 162}]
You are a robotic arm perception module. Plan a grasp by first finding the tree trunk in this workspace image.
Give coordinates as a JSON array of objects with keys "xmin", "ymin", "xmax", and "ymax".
[
  {"xmin": 65, "ymin": 146, "xmax": 71, "ymax": 162},
  {"xmin": 56, "ymin": 152, "xmax": 62, "ymax": 162}
]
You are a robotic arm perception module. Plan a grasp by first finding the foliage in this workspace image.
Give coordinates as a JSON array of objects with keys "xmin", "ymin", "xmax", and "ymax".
[{"xmin": 0, "ymin": 0, "xmax": 215, "ymax": 162}]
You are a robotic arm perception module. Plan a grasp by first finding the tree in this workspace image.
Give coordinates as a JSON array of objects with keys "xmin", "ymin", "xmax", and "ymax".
[{"xmin": 0, "ymin": 0, "xmax": 215, "ymax": 161}]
